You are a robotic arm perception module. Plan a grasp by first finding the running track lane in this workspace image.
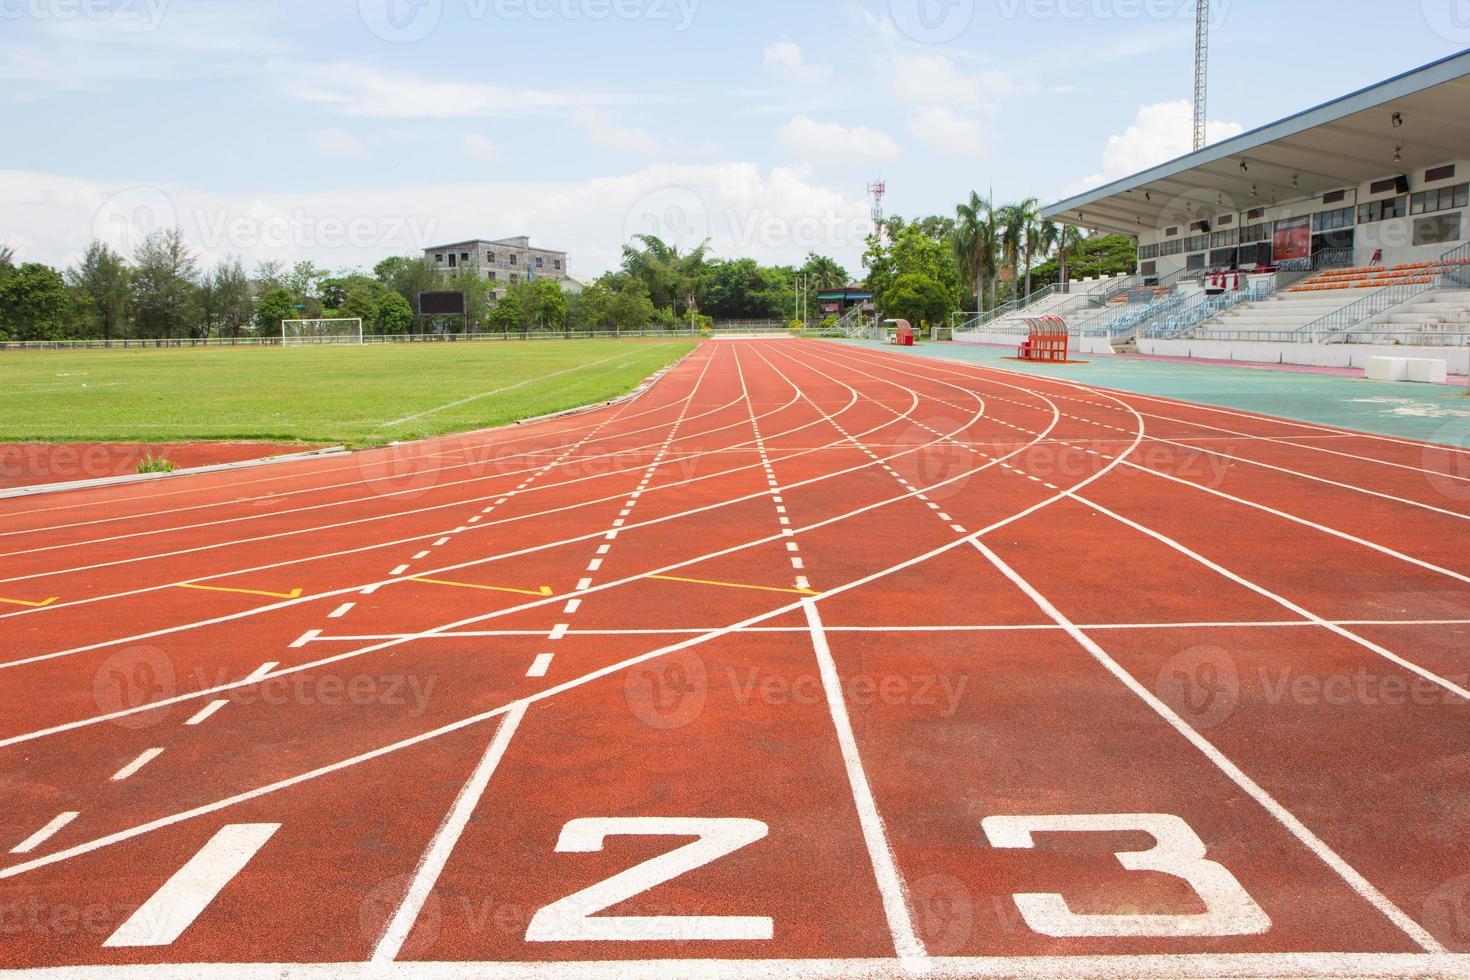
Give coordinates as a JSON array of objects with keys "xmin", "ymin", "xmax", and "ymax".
[{"xmin": 1, "ymin": 339, "xmax": 1469, "ymax": 977}]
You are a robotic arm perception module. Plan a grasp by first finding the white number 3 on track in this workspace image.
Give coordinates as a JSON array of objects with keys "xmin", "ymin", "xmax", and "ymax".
[{"xmin": 982, "ymin": 814, "xmax": 1270, "ymax": 938}]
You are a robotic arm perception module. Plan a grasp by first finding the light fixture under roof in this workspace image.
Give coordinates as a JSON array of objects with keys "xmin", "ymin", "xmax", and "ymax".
[
  {"xmin": 1393, "ymin": 143, "xmax": 1404, "ymax": 163},
  {"xmin": 1392, "ymin": 111, "xmax": 1404, "ymax": 128},
  {"xmin": 1239, "ymin": 160, "xmax": 1249, "ymax": 174}
]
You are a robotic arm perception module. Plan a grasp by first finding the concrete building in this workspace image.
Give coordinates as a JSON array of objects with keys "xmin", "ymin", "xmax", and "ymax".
[{"xmin": 424, "ymin": 236, "xmax": 569, "ymax": 299}]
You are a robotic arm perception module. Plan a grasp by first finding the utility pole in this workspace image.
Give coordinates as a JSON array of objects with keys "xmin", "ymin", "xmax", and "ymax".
[{"xmin": 1193, "ymin": 0, "xmax": 1209, "ymax": 151}]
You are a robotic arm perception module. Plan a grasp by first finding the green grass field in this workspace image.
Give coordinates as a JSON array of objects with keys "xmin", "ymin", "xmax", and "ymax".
[{"xmin": 0, "ymin": 341, "xmax": 697, "ymax": 447}]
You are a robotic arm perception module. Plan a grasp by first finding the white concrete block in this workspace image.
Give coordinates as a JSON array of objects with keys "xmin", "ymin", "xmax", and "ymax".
[
  {"xmin": 1365, "ymin": 357, "xmax": 1409, "ymax": 382},
  {"xmin": 1405, "ymin": 359, "xmax": 1449, "ymax": 384}
]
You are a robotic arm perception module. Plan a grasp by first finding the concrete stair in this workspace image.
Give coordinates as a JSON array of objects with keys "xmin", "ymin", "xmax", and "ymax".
[{"xmin": 1192, "ymin": 288, "xmax": 1376, "ymax": 336}]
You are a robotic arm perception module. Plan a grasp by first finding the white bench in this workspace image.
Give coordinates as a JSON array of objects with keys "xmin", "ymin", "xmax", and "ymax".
[{"xmin": 1365, "ymin": 357, "xmax": 1449, "ymax": 384}]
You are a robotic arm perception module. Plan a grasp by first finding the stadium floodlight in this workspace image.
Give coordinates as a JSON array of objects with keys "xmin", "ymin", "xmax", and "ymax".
[{"xmin": 281, "ymin": 318, "xmax": 364, "ymax": 346}]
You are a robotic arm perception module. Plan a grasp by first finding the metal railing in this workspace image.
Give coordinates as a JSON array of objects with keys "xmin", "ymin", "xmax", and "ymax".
[
  {"xmin": 1292, "ymin": 277, "xmax": 1442, "ymax": 344},
  {"xmin": 1443, "ymin": 241, "xmax": 1470, "ymax": 290}
]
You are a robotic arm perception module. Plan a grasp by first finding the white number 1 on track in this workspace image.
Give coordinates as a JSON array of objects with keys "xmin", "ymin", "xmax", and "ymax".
[
  {"xmin": 982, "ymin": 814, "xmax": 1270, "ymax": 938},
  {"xmin": 526, "ymin": 817, "xmax": 773, "ymax": 943}
]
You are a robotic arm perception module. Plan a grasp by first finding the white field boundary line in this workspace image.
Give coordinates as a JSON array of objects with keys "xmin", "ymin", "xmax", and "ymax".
[
  {"xmin": 0, "ymin": 447, "xmax": 351, "ymax": 502},
  {"xmin": 814, "ymin": 346, "xmax": 1470, "ymax": 589},
  {"xmin": 0, "ymin": 358, "xmax": 869, "ymax": 630},
  {"xmin": 0, "ymin": 953, "xmax": 1467, "ymax": 979},
  {"xmin": 970, "ymin": 538, "xmax": 1444, "ymax": 953},
  {"xmin": 810, "ymin": 345, "xmax": 1470, "ymax": 701},
  {"xmin": 852, "ymin": 337, "xmax": 1470, "ymax": 460},
  {"xmin": 306, "ymin": 617, "xmax": 1470, "ymax": 641},
  {"xmin": 380, "ymin": 346, "xmax": 673, "ymax": 428},
  {"xmin": 0, "ymin": 343, "xmax": 707, "ymax": 537},
  {"xmin": 0, "ymin": 340, "xmax": 1013, "ymax": 724},
  {"xmin": 805, "ymin": 599, "xmax": 927, "ymax": 969},
  {"xmin": 830, "ymin": 342, "xmax": 1470, "ymax": 485},
  {"xmin": 0, "ymin": 359, "xmax": 1124, "ymax": 886}
]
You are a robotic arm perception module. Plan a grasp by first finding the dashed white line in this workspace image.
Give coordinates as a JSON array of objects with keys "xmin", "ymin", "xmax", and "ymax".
[
  {"xmin": 10, "ymin": 812, "xmax": 79, "ymax": 855},
  {"xmin": 527, "ymin": 654, "xmax": 554, "ymax": 678},
  {"xmin": 185, "ymin": 700, "xmax": 230, "ymax": 727},
  {"xmin": 111, "ymin": 748, "xmax": 164, "ymax": 782}
]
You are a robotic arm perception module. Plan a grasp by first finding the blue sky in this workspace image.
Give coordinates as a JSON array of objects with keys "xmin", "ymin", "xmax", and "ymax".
[{"xmin": 3, "ymin": 0, "xmax": 1466, "ymax": 279}]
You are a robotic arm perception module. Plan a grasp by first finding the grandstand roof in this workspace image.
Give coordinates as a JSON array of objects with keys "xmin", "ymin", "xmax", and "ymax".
[{"xmin": 1043, "ymin": 49, "xmax": 1470, "ymax": 236}]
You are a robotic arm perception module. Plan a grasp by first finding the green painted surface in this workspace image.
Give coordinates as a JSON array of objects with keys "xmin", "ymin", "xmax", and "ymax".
[{"xmin": 841, "ymin": 339, "xmax": 1470, "ymax": 449}]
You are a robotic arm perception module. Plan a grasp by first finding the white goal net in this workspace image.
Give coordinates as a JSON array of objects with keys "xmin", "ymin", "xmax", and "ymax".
[{"xmin": 281, "ymin": 319, "xmax": 364, "ymax": 345}]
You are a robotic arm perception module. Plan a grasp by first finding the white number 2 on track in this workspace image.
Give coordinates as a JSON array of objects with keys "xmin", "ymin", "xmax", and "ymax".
[
  {"xmin": 526, "ymin": 817, "xmax": 773, "ymax": 943},
  {"xmin": 982, "ymin": 814, "xmax": 1270, "ymax": 938}
]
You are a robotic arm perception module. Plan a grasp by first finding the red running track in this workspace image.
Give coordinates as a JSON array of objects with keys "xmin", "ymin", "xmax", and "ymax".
[{"xmin": 2, "ymin": 338, "xmax": 1470, "ymax": 979}]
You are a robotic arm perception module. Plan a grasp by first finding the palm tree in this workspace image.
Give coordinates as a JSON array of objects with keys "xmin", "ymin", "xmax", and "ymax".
[
  {"xmin": 1027, "ymin": 217, "xmax": 1060, "ymax": 300},
  {"xmin": 1000, "ymin": 197, "xmax": 1042, "ymax": 302},
  {"xmin": 1054, "ymin": 224, "xmax": 1086, "ymax": 292},
  {"xmin": 621, "ymin": 234, "xmax": 710, "ymax": 317},
  {"xmin": 953, "ymin": 192, "xmax": 999, "ymax": 313}
]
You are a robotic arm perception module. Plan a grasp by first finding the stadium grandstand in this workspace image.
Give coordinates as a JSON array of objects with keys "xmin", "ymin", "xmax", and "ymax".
[{"xmin": 961, "ymin": 49, "xmax": 1470, "ymax": 375}]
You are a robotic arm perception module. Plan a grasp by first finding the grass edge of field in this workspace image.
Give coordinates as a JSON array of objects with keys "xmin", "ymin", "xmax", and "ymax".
[{"xmin": 0, "ymin": 341, "xmax": 700, "ymax": 450}]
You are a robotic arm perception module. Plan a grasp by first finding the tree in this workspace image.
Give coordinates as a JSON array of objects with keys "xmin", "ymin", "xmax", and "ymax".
[
  {"xmin": 1053, "ymin": 223, "xmax": 1086, "ymax": 290},
  {"xmin": 341, "ymin": 285, "xmax": 381, "ymax": 333},
  {"xmin": 1026, "ymin": 233, "xmax": 1137, "ymax": 289},
  {"xmin": 376, "ymin": 291, "xmax": 415, "ymax": 334},
  {"xmin": 253, "ymin": 260, "xmax": 286, "ymax": 293},
  {"xmin": 254, "ymin": 288, "xmax": 296, "ymax": 335},
  {"xmin": 130, "ymin": 229, "xmax": 199, "ymax": 339},
  {"xmin": 374, "ymin": 255, "xmax": 438, "ymax": 313},
  {"xmin": 864, "ymin": 224, "xmax": 964, "ymax": 317},
  {"xmin": 66, "ymin": 241, "xmax": 130, "ymax": 340},
  {"xmin": 882, "ymin": 273, "xmax": 951, "ymax": 330},
  {"xmin": 0, "ymin": 263, "xmax": 72, "ymax": 341},
  {"xmin": 953, "ymin": 192, "xmax": 1000, "ymax": 313},
  {"xmin": 525, "ymin": 279, "xmax": 568, "ymax": 330},
  {"xmin": 620, "ymin": 234, "xmax": 709, "ymax": 316},
  {"xmin": 203, "ymin": 256, "xmax": 254, "ymax": 338},
  {"xmin": 608, "ymin": 280, "xmax": 656, "ymax": 334},
  {"xmin": 568, "ymin": 281, "xmax": 614, "ymax": 331},
  {"xmin": 486, "ymin": 288, "xmax": 526, "ymax": 335}
]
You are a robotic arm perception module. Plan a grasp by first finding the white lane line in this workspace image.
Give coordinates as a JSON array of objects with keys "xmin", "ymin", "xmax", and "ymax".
[
  {"xmin": 548, "ymin": 623, "xmax": 570, "ymax": 641},
  {"xmin": 111, "ymin": 748, "xmax": 164, "ymax": 782},
  {"xmin": 435, "ymin": 538, "xmax": 451, "ymax": 547},
  {"xmin": 328, "ymin": 603, "xmax": 356, "ymax": 620},
  {"xmin": 361, "ymin": 584, "xmax": 382, "ymax": 596},
  {"xmin": 586, "ymin": 559, "xmax": 603, "ymax": 572},
  {"xmin": 10, "ymin": 812, "xmax": 79, "ymax": 855},
  {"xmin": 185, "ymin": 700, "xmax": 230, "ymax": 727},
  {"xmin": 372, "ymin": 702, "xmax": 528, "ymax": 963},
  {"xmin": 804, "ymin": 600, "xmax": 926, "ymax": 968},
  {"xmin": 563, "ymin": 599, "xmax": 582, "ymax": 615},
  {"xmin": 391, "ymin": 565, "xmax": 410, "ymax": 577},
  {"xmin": 289, "ymin": 630, "xmax": 321, "ymax": 649},
  {"xmin": 245, "ymin": 662, "xmax": 279, "ymax": 683},
  {"xmin": 971, "ymin": 538, "xmax": 1445, "ymax": 953},
  {"xmin": 102, "ymin": 824, "xmax": 280, "ymax": 948},
  {"xmin": 527, "ymin": 654, "xmax": 554, "ymax": 679},
  {"xmin": 413, "ymin": 552, "xmax": 431, "ymax": 561},
  {"xmin": 576, "ymin": 578, "xmax": 594, "ymax": 591}
]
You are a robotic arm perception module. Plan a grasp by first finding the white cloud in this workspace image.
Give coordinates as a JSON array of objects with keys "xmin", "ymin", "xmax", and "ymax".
[
  {"xmin": 892, "ymin": 54, "xmax": 1034, "ymax": 112},
  {"xmin": 0, "ymin": 163, "xmax": 873, "ymax": 280},
  {"xmin": 907, "ymin": 108, "xmax": 990, "ymax": 159},
  {"xmin": 278, "ymin": 61, "xmax": 635, "ymax": 119},
  {"xmin": 1072, "ymin": 100, "xmax": 1246, "ymax": 191},
  {"xmin": 572, "ymin": 108, "xmax": 665, "ymax": 158},
  {"xmin": 778, "ymin": 116, "xmax": 901, "ymax": 162},
  {"xmin": 308, "ymin": 128, "xmax": 366, "ymax": 156},
  {"xmin": 764, "ymin": 42, "xmax": 832, "ymax": 84},
  {"xmin": 461, "ymin": 135, "xmax": 501, "ymax": 161}
]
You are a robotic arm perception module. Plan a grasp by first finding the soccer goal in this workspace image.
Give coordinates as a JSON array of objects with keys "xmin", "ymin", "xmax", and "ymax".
[{"xmin": 281, "ymin": 319, "xmax": 364, "ymax": 345}]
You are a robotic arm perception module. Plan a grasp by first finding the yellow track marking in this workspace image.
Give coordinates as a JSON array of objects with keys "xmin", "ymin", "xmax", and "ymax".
[
  {"xmin": 0, "ymin": 595, "xmax": 59, "ymax": 608},
  {"xmin": 411, "ymin": 578, "xmax": 555, "ymax": 598},
  {"xmin": 179, "ymin": 584, "xmax": 305, "ymax": 600},
  {"xmin": 648, "ymin": 574, "xmax": 821, "ymax": 597}
]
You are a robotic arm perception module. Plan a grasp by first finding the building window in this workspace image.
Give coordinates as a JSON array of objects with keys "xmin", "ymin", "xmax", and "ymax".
[
  {"xmin": 1312, "ymin": 207, "xmax": 1354, "ymax": 232},
  {"xmin": 1246, "ymin": 207, "xmax": 1265, "ymax": 220},
  {"xmin": 510, "ymin": 273, "xmax": 519, "ymax": 283},
  {"xmin": 1140, "ymin": 260, "xmax": 1158, "ymax": 276},
  {"xmin": 487, "ymin": 271, "xmax": 498, "ymax": 281},
  {"xmin": 1426, "ymin": 164, "xmax": 1457, "ymax": 183},
  {"xmin": 555, "ymin": 260, "xmax": 562, "ymax": 270},
  {"xmin": 1184, "ymin": 233, "xmax": 1208, "ymax": 251},
  {"xmin": 461, "ymin": 252, "xmax": 469, "ymax": 262},
  {"xmin": 487, "ymin": 251, "xmax": 496, "ymax": 262},
  {"xmin": 448, "ymin": 254, "xmax": 457, "ymax": 268},
  {"xmin": 1321, "ymin": 190, "xmax": 1347, "ymax": 205},
  {"xmin": 1186, "ymin": 253, "xmax": 1207, "ymax": 271},
  {"xmin": 535, "ymin": 257, "xmax": 544, "ymax": 268},
  {"xmin": 1411, "ymin": 183, "xmax": 1469, "ymax": 215},
  {"xmin": 1210, "ymin": 229, "xmax": 1238, "ymax": 248},
  {"xmin": 1217, "ymin": 214, "xmax": 1234, "ymax": 226},
  {"xmin": 435, "ymin": 253, "xmax": 444, "ymax": 263},
  {"xmin": 1414, "ymin": 214, "xmax": 1462, "ymax": 246},
  {"xmin": 1240, "ymin": 223, "xmax": 1268, "ymax": 243},
  {"xmin": 1358, "ymin": 196, "xmax": 1407, "ymax": 223},
  {"xmin": 1165, "ymin": 226, "xmax": 1179, "ymax": 237},
  {"xmin": 510, "ymin": 254, "xmax": 519, "ymax": 266}
]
